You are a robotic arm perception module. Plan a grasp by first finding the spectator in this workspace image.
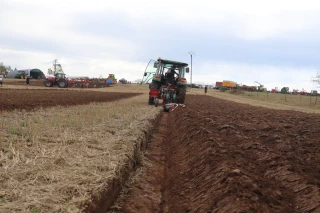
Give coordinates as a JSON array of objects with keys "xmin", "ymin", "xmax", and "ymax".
[
  {"xmin": 204, "ymin": 85, "xmax": 208, "ymax": 94},
  {"xmin": 26, "ymin": 75, "xmax": 30, "ymax": 89}
]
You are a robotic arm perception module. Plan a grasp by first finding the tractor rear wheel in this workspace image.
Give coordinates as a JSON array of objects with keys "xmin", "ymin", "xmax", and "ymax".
[
  {"xmin": 177, "ymin": 86, "xmax": 186, "ymax": 104},
  {"xmin": 58, "ymin": 80, "xmax": 68, "ymax": 88},
  {"xmin": 149, "ymin": 82, "xmax": 159, "ymax": 89},
  {"xmin": 45, "ymin": 81, "xmax": 53, "ymax": 87}
]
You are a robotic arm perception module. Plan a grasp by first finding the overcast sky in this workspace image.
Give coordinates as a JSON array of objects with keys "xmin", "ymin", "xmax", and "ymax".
[{"xmin": 1, "ymin": 0, "xmax": 320, "ymax": 91}]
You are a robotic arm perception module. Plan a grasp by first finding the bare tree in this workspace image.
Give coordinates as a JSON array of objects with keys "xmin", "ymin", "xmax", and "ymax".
[
  {"xmin": 5, "ymin": 66, "xmax": 12, "ymax": 73},
  {"xmin": 0, "ymin": 63, "xmax": 6, "ymax": 75},
  {"xmin": 312, "ymin": 71, "xmax": 320, "ymax": 86},
  {"xmin": 47, "ymin": 68, "xmax": 53, "ymax": 75},
  {"xmin": 56, "ymin": 64, "xmax": 63, "ymax": 74},
  {"xmin": 0, "ymin": 63, "xmax": 10, "ymax": 76},
  {"xmin": 50, "ymin": 59, "xmax": 64, "ymax": 75}
]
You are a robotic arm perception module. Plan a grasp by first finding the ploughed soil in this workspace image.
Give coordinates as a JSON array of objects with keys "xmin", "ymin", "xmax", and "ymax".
[
  {"xmin": 113, "ymin": 94, "xmax": 320, "ymax": 213},
  {"xmin": 0, "ymin": 89, "xmax": 141, "ymax": 111},
  {"xmin": 3, "ymin": 79, "xmax": 45, "ymax": 86}
]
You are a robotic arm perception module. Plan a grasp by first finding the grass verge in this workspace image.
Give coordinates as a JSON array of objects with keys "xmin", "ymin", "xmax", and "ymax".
[{"xmin": 188, "ymin": 88, "xmax": 320, "ymax": 113}]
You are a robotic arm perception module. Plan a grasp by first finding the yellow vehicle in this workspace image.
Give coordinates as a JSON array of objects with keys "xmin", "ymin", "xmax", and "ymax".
[{"xmin": 222, "ymin": 80, "xmax": 237, "ymax": 88}]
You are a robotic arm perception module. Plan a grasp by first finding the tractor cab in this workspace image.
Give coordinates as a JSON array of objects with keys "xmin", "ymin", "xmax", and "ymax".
[
  {"xmin": 152, "ymin": 58, "xmax": 189, "ymax": 86},
  {"xmin": 55, "ymin": 73, "xmax": 67, "ymax": 81}
]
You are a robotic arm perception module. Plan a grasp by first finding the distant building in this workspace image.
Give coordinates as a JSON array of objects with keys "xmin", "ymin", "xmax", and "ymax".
[{"xmin": 6, "ymin": 68, "xmax": 46, "ymax": 79}]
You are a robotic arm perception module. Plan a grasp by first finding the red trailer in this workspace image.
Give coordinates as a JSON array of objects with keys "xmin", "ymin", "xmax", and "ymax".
[{"xmin": 215, "ymin": 81, "xmax": 222, "ymax": 89}]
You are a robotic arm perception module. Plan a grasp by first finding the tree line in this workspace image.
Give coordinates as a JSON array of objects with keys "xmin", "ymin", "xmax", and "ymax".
[{"xmin": 0, "ymin": 62, "xmax": 17, "ymax": 76}]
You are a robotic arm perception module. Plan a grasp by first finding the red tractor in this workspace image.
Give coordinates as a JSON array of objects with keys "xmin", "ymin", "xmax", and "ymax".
[
  {"xmin": 144, "ymin": 58, "xmax": 189, "ymax": 110},
  {"xmin": 44, "ymin": 73, "xmax": 69, "ymax": 88}
]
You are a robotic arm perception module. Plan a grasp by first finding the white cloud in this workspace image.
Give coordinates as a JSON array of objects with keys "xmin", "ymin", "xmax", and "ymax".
[
  {"xmin": 3, "ymin": 0, "xmax": 320, "ymax": 40},
  {"xmin": 1, "ymin": 0, "xmax": 320, "ymax": 90},
  {"xmin": 0, "ymin": 48, "xmax": 55, "ymax": 69},
  {"xmin": 0, "ymin": 47, "xmax": 145, "ymax": 81}
]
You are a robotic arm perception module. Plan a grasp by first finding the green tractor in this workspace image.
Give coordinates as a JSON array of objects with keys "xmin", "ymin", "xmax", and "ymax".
[
  {"xmin": 281, "ymin": 87, "xmax": 289, "ymax": 94},
  {"xmin": 144, "ymin": 58, "xmax": 189, "ymax": 107},
  {"xmin": 15, "ymin": 71, "xmax": 26, "ymax": 79}
]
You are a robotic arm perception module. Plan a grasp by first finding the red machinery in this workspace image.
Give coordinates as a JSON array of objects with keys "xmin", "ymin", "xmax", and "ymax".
[{"xmin": 44, "ymin": 73, "xmax": 70, "ymax": 88}]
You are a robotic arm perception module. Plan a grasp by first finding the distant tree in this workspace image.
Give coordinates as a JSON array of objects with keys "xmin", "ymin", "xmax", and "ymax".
[
  {"xmin": 312, "ymin": 71, "xmax": 320, "ymax": 87},
  {"xmin": 5, "ymin": 66, "xmax": 12, "ymax": 75},
  {"xmin": 56, "ymin": 64, "xmax": 63, "ymax": 74},
  {"xmin": 50, "ymin": 59, "xmax": 64, "ymax": 75},
  {"xmin": 0, "ymin": 63, "xmax": 10, "ymax": 75},
  {"xmin": 0, "ymin": 63, "xmax": 6, "ymax": 75},
  {"xmin": 47, "ymin": 68, "xmax": 53, "ymax": 75}
]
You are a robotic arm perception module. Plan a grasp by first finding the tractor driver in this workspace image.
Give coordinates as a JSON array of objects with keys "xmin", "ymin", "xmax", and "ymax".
[{"xmin": 166, "ymin": 67, "xmax": 178, "ymax": 84}]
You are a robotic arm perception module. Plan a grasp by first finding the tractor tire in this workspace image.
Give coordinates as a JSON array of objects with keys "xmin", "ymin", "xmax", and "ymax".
[
  {"xmin": 45, "ymin": 81, "xmax": 53, "ymax": 87},
  {"xmin": 58, "ymin": 80, "xmax": 68, "ymax": 88},
  {"xmin": 177, "ymin": 86, "xmax": 186, "ymax": 104},
  {"xmin": 149, "ymin": 82, "xmax": 159, "ymax": 89}
]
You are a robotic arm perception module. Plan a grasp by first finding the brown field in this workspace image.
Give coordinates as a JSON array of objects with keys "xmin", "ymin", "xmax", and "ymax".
[
  {"xmin": 1, "ymin": 78, "xmax": 45, "ymax": 87},
  {"xmin": 0, "ymin": 89, "xmax": 141, "ymax": 111},
  {"xmin": 112, "ymin": 95, "xmax": 320, "ymax": 213},
  {"xmin": 1, "ymin": 83, "xmax": 320, "ymax": 213}
]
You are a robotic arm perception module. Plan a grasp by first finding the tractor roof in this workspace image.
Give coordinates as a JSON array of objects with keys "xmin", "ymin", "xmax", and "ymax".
[{"xmin": 158, "ymin": 58, "xmax": 188, "ymax": 67}]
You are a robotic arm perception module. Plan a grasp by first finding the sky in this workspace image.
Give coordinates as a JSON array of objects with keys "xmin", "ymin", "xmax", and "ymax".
[{"xmin": 1, "ymin": 0, "xmax": 320, "ymax": 91}]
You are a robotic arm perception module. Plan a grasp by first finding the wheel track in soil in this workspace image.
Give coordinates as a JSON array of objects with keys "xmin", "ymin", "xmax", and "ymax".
[
  {"xmin": 109, "ymin": 95, "xmax": 320, "ymax": 213},
  {"xmin": 109, "ymin": 113, "xmax": 169, "ymax": 213}
]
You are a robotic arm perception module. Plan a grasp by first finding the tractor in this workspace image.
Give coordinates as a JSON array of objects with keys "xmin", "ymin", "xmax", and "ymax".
[
  {"xmin": 145, "ymin": 58, "xmax": 189, "ymax": 109},
  {"xmin": 44, "ymin": 73, "xmax": 69, "ymax": 88},
  {"xmin": 15, "ymin": 71, "xmax": 26, "ymax": 79}
]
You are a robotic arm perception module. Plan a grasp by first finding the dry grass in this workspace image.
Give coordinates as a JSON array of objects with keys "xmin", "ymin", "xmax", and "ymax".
[
  {"xmin": 0, "ymin": 93, "xmax": 161, "ymax": 212},
  {"xmin": 188, "ymin": 88, "xmax": 320, "ymax": 114}
]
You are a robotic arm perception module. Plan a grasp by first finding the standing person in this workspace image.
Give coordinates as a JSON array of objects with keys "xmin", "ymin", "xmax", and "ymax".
[
  {"xmin": 26, "ymin": 75, "xmax": 30, "ymax": 89},
  {"xmin": 0, "ymin": 75, "xmax": 3, "ymax": 87},
  {"xmin": 204, "ymin": 85, "xmax": 208, "ymax": 95}
]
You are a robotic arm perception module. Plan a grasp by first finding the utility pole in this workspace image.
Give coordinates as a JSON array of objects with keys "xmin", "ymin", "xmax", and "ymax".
[
  {"xmin": 188, "ymin": 51, "xmax": 195, "ymax": 90},
  {"xmin": 53, "ymin": 59, "xmax": 57, "ymax": 74}
]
